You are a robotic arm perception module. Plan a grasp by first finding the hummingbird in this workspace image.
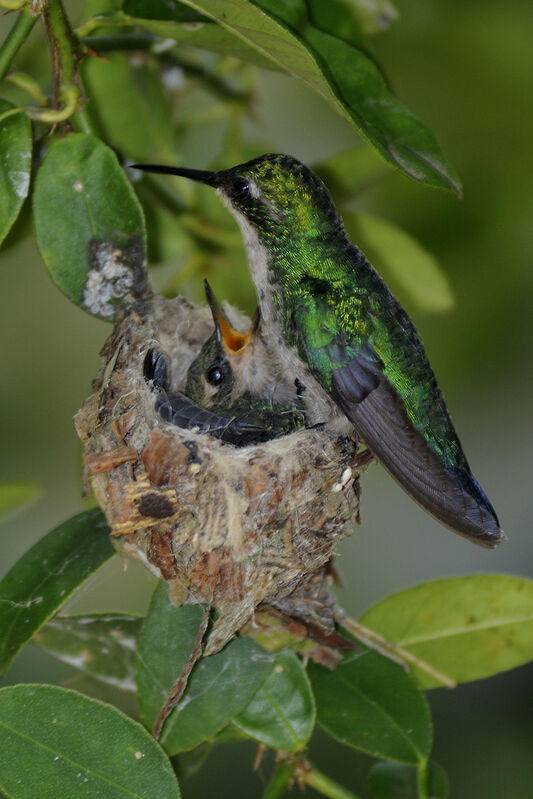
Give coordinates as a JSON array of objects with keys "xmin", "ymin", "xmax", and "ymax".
[
  {"xmin": 144, "ymin": 280, "xmax": 305, "ymax": 446},
  {"xmin": 133, "ymin": 155, "xmax": 504, "ymax": 547}
]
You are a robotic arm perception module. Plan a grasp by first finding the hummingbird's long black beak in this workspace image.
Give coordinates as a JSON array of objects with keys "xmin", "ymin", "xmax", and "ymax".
[{"xmin": 131, "ymin": 163, "xmax": 219, "ymax": 187}]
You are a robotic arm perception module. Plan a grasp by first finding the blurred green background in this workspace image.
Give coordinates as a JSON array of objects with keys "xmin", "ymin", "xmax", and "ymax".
[{"xmin": 1, "ymin": 0, "xmax": 532, "ymax": 796}]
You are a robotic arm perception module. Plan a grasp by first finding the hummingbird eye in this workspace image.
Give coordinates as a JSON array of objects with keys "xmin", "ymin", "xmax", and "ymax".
[
  {"xmin": 206, "ymin": 364, "xmax": 225, "ymax": 386},
  {"xmin": 232, "ymin": 177, "xmax": 250, "ymax": 201}
]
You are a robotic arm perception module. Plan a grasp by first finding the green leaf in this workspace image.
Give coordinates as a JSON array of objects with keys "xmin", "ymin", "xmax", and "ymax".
[
  {"xmin": 161, "ymin": 635, "xmax": 274, "ymax": 754},
  {"xmin": 343, "ymin": 211, "xmax": 455, "ymax": 314},
  {"xmin": 136, "ymin": 583, "xmax": 208, "ymax": 732},
  {"xmin": 121, "ymin": 4, "xmax": 276, "ymax": 70},
  {"xmin": 308, "ymin": 651, "xmax": 431, "ymax": 765},
  {"xmin": 368, "ymin": 761, "xmax": 449, "ymax": 799},
  {"xmin": 360, "ymin": 575, "xmax": 533, "ymax": 689},
  {"xmin": 306, "ymin": 0, "xmax": 397, "ymax": 42},
  {"xmin": 0, "ymin": 508, "xmax": 114, "ymax": 675},
  {"xmin": 0, "ymin": 685, "xmax": 181, "ymax": 798},
  {"xmin": 306, "ymin": 0, "xmax": 365, "ymax": 45},
  {"xmin": 0, "ymin": 100, "xmax": 32, "ymax": 247},
  {"xmin": 160, "ymin": 0, "xmax": 460, "ymax": 192},
  {"xmin": 124, "ymin": 0, "xmax": 206, "ymax": 22},
  {"xmin": 234, "ymin": 651, "xmax": 315, "ymax": 752},
  {"xmin": 34, "ymin": 614, "xmax": 142, "ymax": 692},
  {"xmin": 0, "ymin": 482, "xmax": 40, "ymax": 521},
  {"xmin": 136, "ymin": 583, "xmax": 275, "ymax": 754},
  {"xmin": 171, "ymin": 742, "xmax": 212, "ymax": 781},
  {"xmin": 33, "ymin": 133, "xmax": 147, "ymax": 320},
  {"xmin": 82, "ymin": 53, "xmax": 175, "ymax": 162}
]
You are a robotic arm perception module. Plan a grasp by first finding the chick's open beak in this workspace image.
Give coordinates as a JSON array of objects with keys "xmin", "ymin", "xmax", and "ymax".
[{"xmin": 203, "ymin": 279, "xmax": 260, "ymax": 354}]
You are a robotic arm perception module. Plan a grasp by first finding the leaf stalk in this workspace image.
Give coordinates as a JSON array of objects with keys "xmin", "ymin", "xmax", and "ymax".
[
  {"xmin": 304, "ymin": 767, "xmax": 362, "ymax": 799},
  {"xmin": 417, "ymin": 761, "xmax": 429, "ymax": 799}
]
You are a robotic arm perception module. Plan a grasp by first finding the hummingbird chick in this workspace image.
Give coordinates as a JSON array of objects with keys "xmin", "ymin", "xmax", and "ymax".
[
  {"xmin": 144, "ymin": 280, "xmax": 306, "ymax": 446},
  {"xmin": 134, "ymin": 155, "xmax": 504, "ymax": 546}
]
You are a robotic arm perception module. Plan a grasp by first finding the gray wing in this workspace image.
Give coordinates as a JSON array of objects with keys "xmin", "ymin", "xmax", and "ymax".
[
  {"xmin": 330, "ymin": 350, "xmax": 503, "ymax": 547},
  {"xmin": 155, "ymin": 389, "xmax": 269, "ymax": 447},
  {"xmin": 144, "ymin": 347, "xmax": 268, "ymax": 447}
]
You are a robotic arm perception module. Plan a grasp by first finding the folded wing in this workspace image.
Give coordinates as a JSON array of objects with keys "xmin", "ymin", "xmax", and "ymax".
[{"xmin": 330, "ymin": 350, "xmax": 503, "ymax": 547}]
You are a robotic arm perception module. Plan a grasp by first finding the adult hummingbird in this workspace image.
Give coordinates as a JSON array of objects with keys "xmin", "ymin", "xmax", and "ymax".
[
  {"xmin": 144, "ymin": 280, "xmax": 305, "ymax": 445},
  {"xmin": 133, "ymin": 155, "xmax": 503, "ymax": 547}
]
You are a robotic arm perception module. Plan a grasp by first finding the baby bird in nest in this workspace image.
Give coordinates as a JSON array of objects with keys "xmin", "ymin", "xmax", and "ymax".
[{"xmin": 144, "ymin": 280, "xmax": 306, "ymax": 446}]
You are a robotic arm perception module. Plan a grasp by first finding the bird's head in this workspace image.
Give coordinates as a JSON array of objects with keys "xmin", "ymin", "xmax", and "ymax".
[
  {"xmin": 184, "ymin": 280, "xmax": 261, "ymax": 407},
  {"xmin": 133, "ymin": 154, "xmax": 342, "ymax": 245}
]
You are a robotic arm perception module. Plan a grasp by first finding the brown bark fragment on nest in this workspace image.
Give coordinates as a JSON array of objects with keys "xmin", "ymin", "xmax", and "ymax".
[
  {"xmin": 74, "ymin": 295, "xmax": 363, "ymax": 656},
  {"xmin": 84, "ymin": 446, "xmax": 137, "ymax": 474}
]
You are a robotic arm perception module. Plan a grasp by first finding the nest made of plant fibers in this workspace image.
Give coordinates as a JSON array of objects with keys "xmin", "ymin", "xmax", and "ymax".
[{"xmin": 75, "ymin": 294, "xmax": 362, "ymax": 657}]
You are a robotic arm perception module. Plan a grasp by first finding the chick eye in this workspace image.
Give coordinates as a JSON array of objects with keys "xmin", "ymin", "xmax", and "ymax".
[
  {"xmin": 232, "ymin": 177, "xmax": 250, "ymax": 200},
  {"xmin": 206, "ymin": 364, "xmax": 225, "ymax": 385}
]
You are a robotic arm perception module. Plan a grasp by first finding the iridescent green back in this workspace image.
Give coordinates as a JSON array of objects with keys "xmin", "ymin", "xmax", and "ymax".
[{"xmin": 222, "ymin": 155, "xmax": 469, "ymax": 473}]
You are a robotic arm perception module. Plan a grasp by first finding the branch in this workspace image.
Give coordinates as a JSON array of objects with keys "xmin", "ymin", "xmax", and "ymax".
[{"xmin": 0, "ymin": 10, "xmax": 37, "ymax": 80}]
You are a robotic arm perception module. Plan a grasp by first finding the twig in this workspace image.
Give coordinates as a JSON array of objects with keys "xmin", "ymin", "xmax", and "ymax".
[
  {"xmin": 342, "ymin": 617, "xmax": 456, "ymax": 689},
  {"xmin": 0, "ymin": 10, "xmax": 37, "ymax": 80},
  {"xmin": 152, "ymin": 604, "xmax": 211, "ymax": 740}
]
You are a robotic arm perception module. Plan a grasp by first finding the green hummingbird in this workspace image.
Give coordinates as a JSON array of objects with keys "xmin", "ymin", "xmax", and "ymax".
[
  {"xmin": 134, "ymin": 155, "xmax": 503, "ymax": 547},
  {"xmin": 144, "ymin": 280, "xmax": 305, "ymax": 445}
]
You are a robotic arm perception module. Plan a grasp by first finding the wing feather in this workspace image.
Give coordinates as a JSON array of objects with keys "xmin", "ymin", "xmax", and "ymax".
[{"xmin": 331, "ymin": 356, "xmax": 503, "ymax": 547}]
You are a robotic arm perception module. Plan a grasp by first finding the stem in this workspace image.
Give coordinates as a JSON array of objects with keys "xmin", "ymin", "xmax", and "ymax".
[
  {"xmin": 42, "ymin": 0, "xmax": 80, "ymax": 106},
  {"xmin": 261, "ymin": 761, "xmax": 297, "ymax": 799},
  {"xmin": 71, "ymin": 101, "xmax": 96, "ymax": 134},
  {"xmin": 37, "ymin": 0, "xmax": 98, "ymax": 134},
  {"xmin": 25, "ymin": 82, "xmax": 78, "ymax": 121},
  {"xmin": 0, "ymin": 106, "xmax": 24, "ymax": 123},
  {"xmin": 417, "ymin": 762, "xmax": 429, "ymax": 799},
  {"xmin": 0, "ymin": 11, "xmax": 37, "ymax": 80},
  {"xmin": 135, "ymin": 172, "xmax": 187, "ymax": 216},
  {"xmin": 82, "ymin": 33, "xmax": 156, "ymax": 52},
  {"xmin": 304, "ymin": 768, "xmax": 362, "ymax": 799},
  {"xmin": 75, "ymin": 12, "xmax": 133, "ymax": 39},
  {"xmin": 342, "ymin": 617, "xmax": 456, "ymax": 689},
  {"xmin": 159, "ymin": 50, "xmax": 253, "ymax": 104},
  {"xmin": 81, "ymin": 34, "xmax": 252, "ymax": 104},
  {"xmin": 4, "ymin": 71, "xmax": 46, "ymax": 103}
]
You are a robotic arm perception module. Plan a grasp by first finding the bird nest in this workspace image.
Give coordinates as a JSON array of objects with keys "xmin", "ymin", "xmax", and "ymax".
[{"xmin": 75, "ymin": 294, "xmax": 361, "ymax": 658}]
